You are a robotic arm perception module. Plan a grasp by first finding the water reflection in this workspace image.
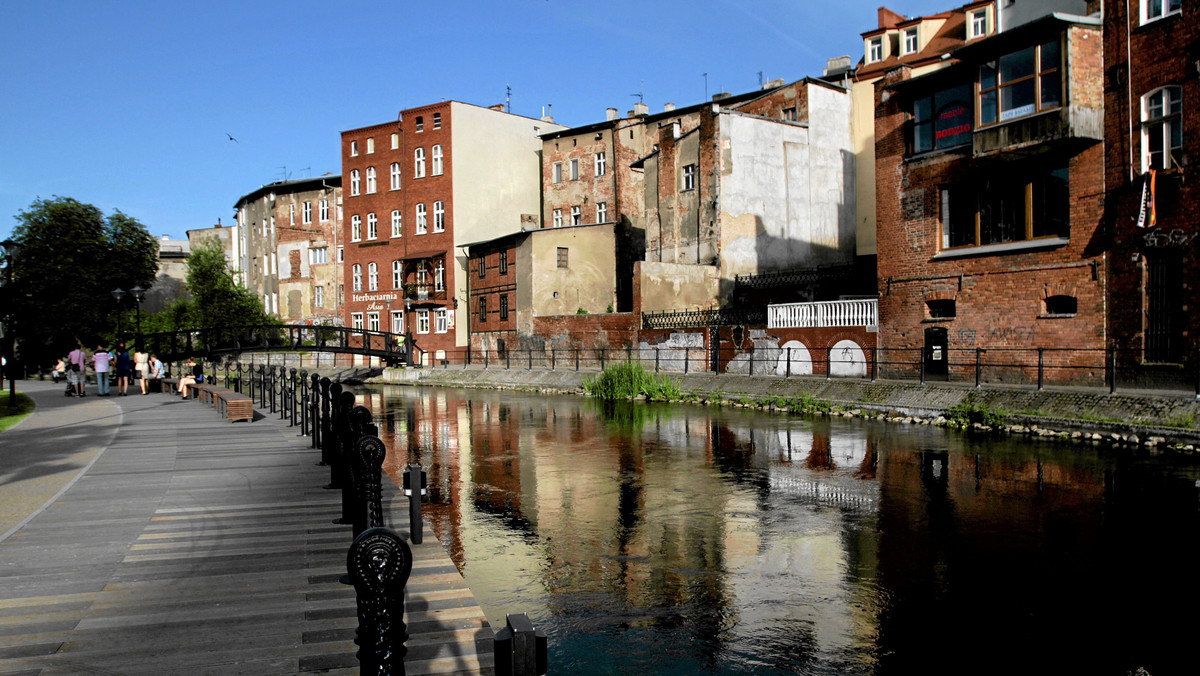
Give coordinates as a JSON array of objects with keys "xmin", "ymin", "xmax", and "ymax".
[{"xmin": 360, "ymin": 386, "xmax": 1200, "ymax": 675}]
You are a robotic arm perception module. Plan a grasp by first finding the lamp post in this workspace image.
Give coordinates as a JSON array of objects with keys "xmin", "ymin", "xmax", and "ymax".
[
  {"xmin": 111, "ymin": 287, "xmax": 126, "ymax": 341},
  {"xmin": 130, "ymin": 286, "xmax": 145, "ymax": 349},
  {"xmin": 1, "ymin": 239, "xmax": 20, "ymax": 407}
]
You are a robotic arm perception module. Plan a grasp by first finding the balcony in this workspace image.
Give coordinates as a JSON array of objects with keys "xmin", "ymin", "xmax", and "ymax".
[{"xmin": 768, "ymin": 299, "xmax": 878, "ymax": 330}]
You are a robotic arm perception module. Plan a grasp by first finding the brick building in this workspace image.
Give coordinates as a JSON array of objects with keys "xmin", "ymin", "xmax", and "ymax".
[
  {"xmin": 1103, "ymin": 0, "xmax": 1198, "ymax": 373},
  {"xmin": 875, "ymin": 9, "xmax": 1106, "ymax": 383},
  {"xmin": 340, "ymin": 102, "xmax": 565, "ymax": 364},
  {"xmin": 232, "ymin": 176, "xmax": 343, "ymax": 324}
]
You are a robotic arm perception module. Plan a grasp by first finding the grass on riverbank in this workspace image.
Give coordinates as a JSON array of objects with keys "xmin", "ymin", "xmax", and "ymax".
[
  {"xmin": 0, "ymin": 390, "xmax": 35, "ymax": 432},
  {"xmin": 582, "ymin": 362, "xmax": 685, "ymax": 401}
]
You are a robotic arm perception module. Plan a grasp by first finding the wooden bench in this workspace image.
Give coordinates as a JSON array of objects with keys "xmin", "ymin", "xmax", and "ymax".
[
  {"xmin": 192, "ymin": 383, "xmax": 225, "ymax": 405},
  {"xmin": 215, "ymin": 390, "xmax": 254, "ymax": 422}
]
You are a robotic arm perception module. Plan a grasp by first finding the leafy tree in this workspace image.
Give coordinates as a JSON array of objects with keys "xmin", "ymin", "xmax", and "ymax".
[
  {"xmin": 8, "ymin": 197, "xmax": 157, "ymax": 366},
  {"xmin": 184, "ymin": 238, "xmax": 270, "ymax": 330}
]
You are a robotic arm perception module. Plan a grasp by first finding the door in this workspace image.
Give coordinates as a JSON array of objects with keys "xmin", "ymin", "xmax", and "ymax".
[{"xmin": 924, "ymin": 326, "xmax": 949, "ymax": 379}]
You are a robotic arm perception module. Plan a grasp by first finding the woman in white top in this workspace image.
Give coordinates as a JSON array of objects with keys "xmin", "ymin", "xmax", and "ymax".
[{"xmin": 134, "ymin": 350, "xmax": 150, "ymax": 395}]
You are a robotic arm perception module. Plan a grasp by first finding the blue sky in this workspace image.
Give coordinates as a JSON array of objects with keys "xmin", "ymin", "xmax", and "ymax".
[{"xmin": 1, "ymin": 0, "xmax": 953, "ymax": 241}]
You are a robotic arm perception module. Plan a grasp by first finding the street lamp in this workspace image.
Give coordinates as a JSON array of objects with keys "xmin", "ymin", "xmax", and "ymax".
[
  {"xmin": 130, "ymin": 286, "xmax": 145, "ymax": 348},
  {"xmin": 1, "ymin": 239, "xmax": 21, "ymax": 407},
  {"xmin": 111, "ymin": 287, "xmax": 128, "ymax": 342}
]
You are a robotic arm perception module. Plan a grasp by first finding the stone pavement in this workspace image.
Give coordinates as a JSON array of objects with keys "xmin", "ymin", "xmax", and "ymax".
[{"xmin": 0, "ymin": 380, "xmax": 493, "ymax": 675}]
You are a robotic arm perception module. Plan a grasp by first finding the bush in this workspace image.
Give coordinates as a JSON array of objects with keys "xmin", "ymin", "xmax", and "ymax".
[
  {"xmin": 947, "ymin": 394, "xmax": 1007, "ymax": 427},
  {"xmin": 583, "ymin": 362, "xmax": 684, "ymax": 401}
]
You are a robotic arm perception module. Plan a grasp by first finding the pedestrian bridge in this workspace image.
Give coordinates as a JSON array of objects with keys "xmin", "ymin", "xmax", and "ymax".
[{"xmin": 139, "ymin": 325, "xmax": 415, "ymax": 363}]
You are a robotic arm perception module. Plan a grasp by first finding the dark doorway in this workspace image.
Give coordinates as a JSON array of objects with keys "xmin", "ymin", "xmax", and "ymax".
[
  {"xmin": 1145, "ymin": 252, "xmax": 1184, "ymax": 363},
  {"xmin": 924, "ymin": 326, "xmax": 949, "ymax": 380}
]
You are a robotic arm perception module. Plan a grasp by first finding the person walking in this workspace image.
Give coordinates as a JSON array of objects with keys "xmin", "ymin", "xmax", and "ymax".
[
  {"xmin": 135, "ymin": 348, "xmax": 150, "ymax": 394},
  {"xmin": 114, "ymin": 343, "xmax": 132, "ymax": 396},
  {"xmin": 67, "ymin": 343, "xmax": 87, "ymax": 397},
  {"xmin": 92, "ymin": 345, "xmax": 113, "ymax": 396}
]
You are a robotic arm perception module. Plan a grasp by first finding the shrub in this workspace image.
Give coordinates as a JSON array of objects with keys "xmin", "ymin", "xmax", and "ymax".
[
  {"xmin": 947, "ymin": 394, "xmax": 1007, "ymax": 427},
  {"xmin": 583, "ymin": 362, "xmax": 684, "ymax": 401}
]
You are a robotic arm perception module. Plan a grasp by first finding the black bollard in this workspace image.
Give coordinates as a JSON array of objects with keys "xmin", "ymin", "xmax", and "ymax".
[
  {"xmin": 347, "ymin": 527, "xmax": 413, "ymax": 676},
  {"xmin": 336, "ymin": 390, "xmax": 356, "ymax": 525},
  {"xmin": 320, "ymin": 377, "xmax": 333, "ymax": 465},
  {"xmin": 325, "ymin": 381, "xmax": 342, "ymax": 491},
  {"xmin": 311, "ymin": 374, "xmax": 322, "ymax": 450},
  {"xmin": 494, "ymin": 613, "xmax": 548, "ymax": 676},
  {"xmin": 236, "ymin": 362, "xmax": 243, "ymax": 394},
  {"xmin": 258, "ymin": 365, "xmax": 267, "ymax": 408},
  {"xmin": 349, "ymin": 434, "xmax": 386, "ymax": 538},
  {"xmin": 403, "ymin": 463, "xmax": 427, "ymax": 545},
  {"xmin": 299, "ymin": 369, "xmax": 309, "ymax": 435},
  {"xmin": 289, "ymin": 368, "xmax": 299, "ymax": 424}
]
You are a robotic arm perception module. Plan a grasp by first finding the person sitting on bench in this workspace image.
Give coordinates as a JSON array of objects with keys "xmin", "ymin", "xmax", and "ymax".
[{"xmin": 178, "ymin": 358, "xmax": 203, "ymax": 397}]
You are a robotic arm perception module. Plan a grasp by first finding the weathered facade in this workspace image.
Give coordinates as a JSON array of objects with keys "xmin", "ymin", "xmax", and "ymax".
[{"xmin": 875, "ymin": 12, "xmax": 1106, "ymax": 383}]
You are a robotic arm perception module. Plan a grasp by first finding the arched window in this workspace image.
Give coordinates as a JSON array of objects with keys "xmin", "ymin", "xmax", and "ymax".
[
  {"xmin": 1143, "ymin": 86, "xmax": 1182, "ymax": 171},
  {"xmin": 365, "ymin": 166, "xmax": 377, "ymax": 194},
  {"xmin": 414, "ymin": 147, "xmax": 426, "ymax": 178},
  {"xmin": 350, "ymin": 169, "xmax": 360, "ymax": 196},
  {"xmin": 352, "ymin": 264, "xmax": 362, "ymax": 292},
  {"xmin": 432, "ymin": 145, "xmax": 443, "ymax": 175},
  {"xmin": 392, "ymin": 260, "xmax": 403, "ymax": 289},
  {"xmin": 368, "ymin": 262, "xmax": 378, "ymax": 291}
]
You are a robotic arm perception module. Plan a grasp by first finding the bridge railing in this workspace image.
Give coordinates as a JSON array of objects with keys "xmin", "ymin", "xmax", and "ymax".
[{"xmin": 141, "ymin": 325, "xmax": 413, "ymax": 363}]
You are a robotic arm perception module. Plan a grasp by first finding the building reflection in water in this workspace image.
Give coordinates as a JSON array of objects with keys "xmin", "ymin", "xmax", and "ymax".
[{"xmin": 361, "ymin": 385, "xmax": 1200, "ymax": 675}]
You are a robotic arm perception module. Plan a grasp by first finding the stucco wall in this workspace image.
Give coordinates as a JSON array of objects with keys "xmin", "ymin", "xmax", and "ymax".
[
  {"xmin": 636, "ymin": 260, "xmax": 720, "ymax": 312},
  {"xmin": 525, "ymin": 224, "xmax": 616, "ymax": 316}
]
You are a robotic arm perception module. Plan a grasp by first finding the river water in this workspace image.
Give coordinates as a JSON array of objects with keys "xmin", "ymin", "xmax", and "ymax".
[{"xmin": 359, "ymin": 385, "xmax": 1200, "ymax": 675}]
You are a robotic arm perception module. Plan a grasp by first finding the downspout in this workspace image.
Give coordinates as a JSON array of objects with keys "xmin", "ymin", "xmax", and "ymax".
[{"xmin": 1126, "ymin": 0, "xmax": 1135, "ymax": 183}]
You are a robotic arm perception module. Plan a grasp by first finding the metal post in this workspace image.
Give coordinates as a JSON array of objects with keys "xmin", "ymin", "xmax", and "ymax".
[
  {"xmin": 1109, "ymin": 348, "xmax": 1117, "ymax": 395},
  {"xmin": 236, "ymin": 362, "xmax": 243, "ymax": 394},
  {"xmin": 655, "ymin": 348, "xmax": 659, "ymax": 373},
  {"xmin": 684, "ymin": 349, "xmax": 689, "ymax": 374},
  {"xmin": 870, "ymin": 346, "xmax": 877, "ymax": 382},
  {"xmin": 300, "ymin": 370, "xmax": 309, "ymax": 435},
  {"xmin": 336, "ymin": 390, "xmax": 355, "ymax": 525},
  {"xmin": 786, "ymin": 347, "xmax": 791, "ymax": 378},
  {"xmin": 494, "ymin": 613, "xmax": 548, "ymax": 676},
  {"xmin": 321, "ymin": 377, "xmax": 334, "ymax": 469},
  {"xmin": 825, "ymin": 347, "xmax": 831, "ymax": 381},
  {"xmin": 1037, "ymin": 347, "xmax": 1045, "ymax": 391},
  {"xmin": 975, "ymin": 348, "xmax": 982, "ymax": 388},
  {"xmin": 551, "ymin": 349, "xmax": 555, "ymax": 371},
  {"xmin": 919, "ymin": 347, "xmax": 926, "ymax": 384},
  {"xmin": 347, "ymin": 528, "xmax": 412, "ymax": 676},
  {"xmin": 404, "ymin": 463, "xmax": 426, "ymax": 545},
  {"xmin": 289, "ymin": 368, "xmax": 298, "ymax": 425}
]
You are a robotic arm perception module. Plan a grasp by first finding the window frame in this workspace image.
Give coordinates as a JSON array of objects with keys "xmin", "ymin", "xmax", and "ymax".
[
  {"xmin": 970, "ymin": 9, "xmax": 988, "ymax": 38},
  {"xmin": 433, "ymin": 201, "xmax": 445, "ymax": 232},
  {"xmin": 478, "ymin": 296, "xmax": 487, "ymax": 324},
  {"xmin": 351, "ymin": 215, "xmax": 361, "ymax": 242},
  {"xmin": 435, "ymin": 308, "xmax": 448, "ymax": 333},
  {"xmin": 352, "ymin": 312, "xmax": 364, "ymax": 330},
  {"xmin": 553, "ymin": 209, "xmax": 562, "ymax": 228},
  {"xmin": 596, "ymin": 202, "xmax": 607, "ymax": 223},
  {"xmin": 416, "ymin": 203, "xmax": 427, "ymax": 235},
  {"xmin": 350, "ymin": 169, "xmax": 360, "ymax": 196},
  {"xmin": 499, "ymin": 250, "xmax": 508, "ymax": 275},
  {"xmin": 977, "ymin": 37, "xmax": 1062, "ymax": 128},
  {"xmin": 683, "ymin": 164, "xmax": 698, "ymax": 191},
  {"xmin": 319, "ymin": 199, "xmax": 329, "ymax": 222},
  {"xmin": 391, "ymin": 210, "xmax": 402, "ymax": 237},
  {"xmin": 352, "ymin": 264, "xmax": 362, "ymax": 292},
  {"xmin": 557, "ymin": 247, "xmax": 569, "ymax": 268},
  {"xmin": 433, "ymin": 112, "xmax": 442, "ymax": 129},
  {"xmin": 570, "ymin": 158, "xmax": 580, "ymax": 180},
  {"xmin": 939, "ymin": 165, "xmax": 1070, "ymax": 252},
  {"xmin": 868, "ymin": 36, "xmax": 883, "ymax": 63},
  {"xmin": 478, "ymin": 254, "xmax": 486, "ymax": 278},
  {"xmin": 367, "ymin": 212, "xmax": 377, "ymax": 240},
  {"xmin": 390, "ymin": 162, "xmax": 401, "ymax": 190},
  {"xmin": 553, "ymin": 162, "xmax": 562, "ymax": 184},
  {"xmin": 367, "ymin": 312, "xmax": 380, "ymax": 332},
  {"xmin": 1144, "ymin": 0, "xmax": 1183, "ymax": 24},
  {"xmin": 392, "ymin": 260, "xmax": 403, "ymax": 289},
  {"xmin": 414, "ymin": 147, "xmax": 426, "ymax": 178},
  {"xmin": 500, "ymin": 294, "xmax": 509, "ymax": 321},
  {"xmin": 903, "ymin": 27, "xmax": 918, "ymax": 55},
  {"xmin": 432, "ymin": 144, "xmax": 443, "ymax": 175},
  {"xmin": 367, "ymin": 262, "xmax": 378, "ymax": 291},
  {"xmin": 595, "ymin": 152, "xmax": 607, "ymax": 176},
  {"xmin": 570, "ymin": 206, "xmax": 581, "ymax": 226},
  {"xmin": 416, "ymin": 309, "xmax": 430, "ymax": 334},
  {"xmin": 365, "ymin": 166, "xmax": 377, "ymax": 194},
  {"xmin": 350, "ymin": 140, "xmax": 359, "ymax": 157},
  {"xmin": 1141, "ymin": 85, "xmax": 1183, "ymax": 172}
]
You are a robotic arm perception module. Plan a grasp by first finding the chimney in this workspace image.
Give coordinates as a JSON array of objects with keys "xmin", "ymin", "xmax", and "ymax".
[
  {"xmin": 664, "ymin": 102, "xmax": 676, "ymax": 112},
  {"xmin": 633, "ymin": 102, "xmax": 649, "ymax": 116},
  {"xmin": 540, "ymin": 103, "xmax": 554, "ymax": 123},
  {"xmin": 216, "ymin": 218, "xmax": 222, "ymax": 228},
  {"xmin": 489, "ymin": 103, "xmax": 505, "ymax": 112},
  {"xmin": 606, "ymin": 107, "xmax": 619, "ymax": 121},
  {"xmin": 711, "ymin": 92, "xmax": 731, "ymax": 101},
  {"xmin": 824, "ymin": 56, "xmax": 853, "ymax": 77},
  {"xmin": 763, "ymin": 79, "xmax": 785, "ymax": 89}
]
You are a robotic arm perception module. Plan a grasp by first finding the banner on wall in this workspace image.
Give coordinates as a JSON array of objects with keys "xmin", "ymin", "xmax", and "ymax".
[{"xmin": 1137, "ymin": 169, "xmax": 1157, "ymax": 229}]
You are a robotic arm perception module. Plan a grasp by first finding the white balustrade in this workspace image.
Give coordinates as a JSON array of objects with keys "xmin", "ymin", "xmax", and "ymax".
[{"xmin": 767, "ymin": 299, "xmax": 878, "ymax": 329}]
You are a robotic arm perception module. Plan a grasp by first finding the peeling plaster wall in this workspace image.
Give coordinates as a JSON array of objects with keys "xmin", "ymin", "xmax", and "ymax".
[
  {"xmin": 717, "ymin": 83, "xmax": 856, "ymax": 282},
  {"xmin": 636, "ymin": 260, "xmax": 720, "ymax": 313},
  {"xmin": 525, "ymin": 224, "xmax": 616, "ymax": 317}
]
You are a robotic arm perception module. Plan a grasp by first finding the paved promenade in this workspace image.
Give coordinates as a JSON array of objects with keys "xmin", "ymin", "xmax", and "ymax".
[{"xmin": 0, "ymin": 380, "xmax": 492, "ymax": 675}]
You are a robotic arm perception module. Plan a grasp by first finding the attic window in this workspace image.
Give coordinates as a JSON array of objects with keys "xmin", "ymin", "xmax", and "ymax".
[
  {"xmin": 927, "ymin": 299, "xmax": 956, "ymax": 319},
  {"xmin": 903, "ymin": 28, "xmax": 918, "ymax": 55},
  {"xmin": 868, "ymin": 36, "xmax": 884, "ymax": 63},
  {"xmin": 1043, "ymin": 295, "xmax": 1077, "ymax": 316}
]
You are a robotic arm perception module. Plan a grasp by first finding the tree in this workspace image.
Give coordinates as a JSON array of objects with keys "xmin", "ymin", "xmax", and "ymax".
[
  {"xmin": 184, "ymin": 238, "xmax": 270, "ymax": 330},
  {"xmin": 9, "ymin": 197, "xmax": 158, "ymax": 366}
]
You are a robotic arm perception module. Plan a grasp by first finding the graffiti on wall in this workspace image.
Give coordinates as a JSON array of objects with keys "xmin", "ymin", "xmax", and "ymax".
[
  {"xmin": 955, "ymin": 325, "xmax": 1037, "ymax": 347},
  {"xmin": 1143, "ymin": 229, "xmax": 1200, "ymax": 248}
]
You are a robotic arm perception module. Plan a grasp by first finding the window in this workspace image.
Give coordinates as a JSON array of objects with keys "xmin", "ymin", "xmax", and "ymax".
[
  {"xmin": 978, "ymin": 39, "xmax": 1060, "ymax": 126},
  {"xmin": 912, "ymin": 83, "xmax": 973, "ymax": 153},
  {"xmin": 387, "ymin": 210, "xmax": 400, "ymax": 237},
  {"xmin": 595, "ymin": 152, "xmax": 606, "ymax": 176},
  {"xmin": 415, "ymin": 148, "xmax": 426, "ymax": 178},
  {"xmin": 868, "ymin": 36, "xmax": 883, "ymax": 63},
  {"xmin": 350, "ymin": 169, "xmax": 360, "ymax": 195},
  {"xmin": 1044, "ymin": 295, "xmax": 1077, "ymax": 316},
  {"xmin": 367, "ymin": 312, "xmax": 380, "ymax": 332},
  {"xmin": 434, "ymin": 258, "xmax": 445, "ymax": 292},
  {"xmin": 1145, "ymin": 0, "xmax": 1182, "ymax": 23},
  {"xmin": 392, "ymin": 260, "xmax": 403, "ymax": 289},
  {"xmin": 570, "ymin": 206, "xmax": 581, "ymax": 226},
  {"xmin": 926, "ymin": 299, "xmax": 957, "ymax": 319},
  {"xmin": 435, "ymin": 308, "xmax": 448, "ymax": 333},
  {"xmin": 557, "ymin": 247, "xmax": 569, "ymax": 268},
  {"xmin": 416, "ymin": 309, "xmax": 430, "ymax": 333},
  {"xmin": 683, "ymin": 164, "xmax": 697, "ymax": 191},
  {"xmin": 289, "ymin": 203, "xmax": 295, "ymax": 225},
  {"xmin": 553, "ymin": 162, "xmax": 563, "ymax": 184},
  {"xmin": 500, "ymin": 294, "xmax": 509, "ymax": 321},
  {"xmin": 431, "ymin": 145, "xmax": 443, "ymax": 175},
  {"xmin": 390, "ymin": 163, "xmax": 401, "ymax": 190},
  {"xmin": 903, "ymin": 28, "xmax": 918, "ymax": 55},
  {"xmin": 367, "ymin": 137, "xmax": 375, "ymax": 154},
  {"xmin": 596, "ymin": 202, "xmax": 607, "ymax": 223},
  {"xmin": 350, "ymin": 140, "xmax": 359, "ymax": 156},
  {"xmin": 433, "ymin": 112, "xmax": 441, "ymax": 129},
  {"xmin": 319, "ymin": 199, "xmax": 329, "ymax": 222},
  {"xmin": 415, "ymin": 116, "xmax": 424, "ymax": 132},
  {"xmin": 478, "ymin": 254, "xmax": 486, "ymax": 278},
  {"xmin": 391, "ymin": 310, "xmax": 404, "ymax": 333},
  {"xmin": 367, "ymin": 213, "xmax": 377, "ymax": 240},
  {"xmin": 553, "ymin": 209, "xmax": 562, "ymax": 228},
  {"xmin": 570, "ymin": 158, "xmax": 579, "ymax": 180},
  {"xmin": 366, "ymin": 167, "xmax": 377, "ymax": 193},
  {"xmin": 478, "ymin": 296, "xmax": 487, "ymax": 323},
  {"xmin": 337, "ymin": 245, "xmax": 343, "ymax": 262},
  {"xmin": 314, "ymin": 285, "xmax": 324, "ymax": 308},
  {"xmin": 367, "ymin": 263, "xmax": 378, "ymax": 291},
  {"xmin": 1143, "ymin": 86, "xmax": 1183, "ymax": 171},
  {"xmin": 970, "ymin": 9, "xmax": 988, "ymax": 38},
  {"xmin": 783, "ymin": 107, "xmax": 797, "ymax": 121},
  {"xmin": 940, "ymin": 165, "xmax": 1069, "ymax": 250},
  {"xmin": 433, "ymin": 201, "xmax": 445, "ymax": 232},
  {"xmin": 351, "ymin": 215, "xmax": 361, "ymax": 241},
  {"xmin": 416, "ymin": 203, "xmax": 427, "ymax": 234},
  {"xmin": 391, "ymin": 133, "xmax": 399, "ymax": 149},
  {"xmin": 302, "ymin": 201, "xmax": 312, "ymax": 225},
  {"xmin": 499, "ymin": 250, "xmax": 508, "ymax": 275},
  {"xmin": 352, "ymin": 264, "xmax": 362, "ymax": 292},
  {"xmin": 416, "ymin": 261, "xmax": 428, "ymax": 286},
  {"xmin": 352, "ymin": 312, "xmax": 363, "ymax": 330},
  {"xmin": 309, "ymin": 246, "xmax": 328, "ymax": 265}
]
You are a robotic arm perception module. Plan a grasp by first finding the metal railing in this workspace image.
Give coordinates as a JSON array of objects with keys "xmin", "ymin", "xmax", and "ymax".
[{"xmin": 767, "ymin": 299, "xmax": 878, "ymax": 329}]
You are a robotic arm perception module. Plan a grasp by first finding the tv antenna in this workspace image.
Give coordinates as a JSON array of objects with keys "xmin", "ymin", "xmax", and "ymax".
[{"xmin": 506, "ymin": 84, "xmax": 512, "ymax": 113}]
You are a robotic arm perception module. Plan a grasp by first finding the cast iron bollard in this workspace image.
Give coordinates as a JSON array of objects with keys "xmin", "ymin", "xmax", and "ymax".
[
  {"xmin": 494, "ymin": 613, "xmax": 548, "ymax": 676},
  {"xmin": 349, "ymin": 429, "xmax": 386, "ymax": 538},
  {"xmin": 289, "ymin": 368, "xmax": 299, "ymax": 425},
  {"xmin": 258, "ymin": 365, "xmax": 267, "ymax": 408},
  {"xmin": 269, "ymin": 366, "xmax": 278, "ymax": 414},
  {"xmin": 348, "ymin": 527, "xmax": 413, "ymax": 676},
  {"xmin": 311, "ymin": 374, "xmax": 323, "ymax": 451},
  {"xmin": 236, "ymin": 362, "xmax": 244, "ymax": 394},
  {"xmin": 299, "ymin": 369, "xmax": 309, "ymax": 434},
  {"xmin": 403, "ymin": 463, "xmax": 427, "ymax": 545},
  {"xmin": 224, "ymin": 361, "xmax": 231, "ymax": 388},
  {"xmin": 325, "ymin": 381, "xmax": 343, "ymax": 492},
  {"xmin": 335, "ymin": 390, "xmax": 356, "ymax": 525},
  {"xmin": 320, "ymin": 377, "xmax": 333, "ymax": 466}
]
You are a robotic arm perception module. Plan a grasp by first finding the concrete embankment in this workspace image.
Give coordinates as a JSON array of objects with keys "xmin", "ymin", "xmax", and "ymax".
[{"xmin": 371, "ymin": 366, "xmax": 1200, "ymax": 450}]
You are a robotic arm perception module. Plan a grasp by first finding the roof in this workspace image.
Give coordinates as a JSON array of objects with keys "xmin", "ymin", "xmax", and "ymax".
[
  {"xmin": 233, "ymin": 175, "xmax": 341, "ymax": 210},
  {"xmin": 857, "ymin": 10, "xmax": 967, "ymax": 81}
]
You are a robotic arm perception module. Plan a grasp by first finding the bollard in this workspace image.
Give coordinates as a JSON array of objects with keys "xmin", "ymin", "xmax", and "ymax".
[
  {"xmin": 259, "ymin": 365, "xmax": 267, "ymax": 408},
  {"xmin": 269, "ymin": 366, "xmax": 278, "ymax": 414},
  {"xmin": 299, "ymin": 369, "xmax": 308, "ymax": 434},
  {"xmin": 1037, "ymin": 347, "xmax": 1045, "ymax": 391},
  {"xmin": 347, "ymin": 527, "xmax": 413, "ymax": 676},
  {"xmin": 975, "ymin": 348, "xmax": 982, "ymax": 388},
  {"xmin": 324, "ymin": 381, "xmax": 341, "ymax": 490},
  {"xmin": 494, "ymin": 612, "xmax": 548, "ymax": 676},
  {"xmin": 311, "ymin": 374, "xmax": 323, "ymax": 451},
  {"xmin": 403, "ymin": 463, "xmax": 427, "ymax": 545},
  {"xmin": 349, "ymin": 428, "xmax": 386, "ymax": 538},
  {"xmin": 237, "ymin": 362, "xmax": 243, "ymax": 394},
  {"xmin": 335, "ymin": 390, "xmax": 356, "ymax": 525},
  {"xmin": 224, "ymin": 361, "xmax": 231, "ymax": 389},
  {"xmin": 288, "ymin": 368, "xmax": 298, "ymax": 423}
]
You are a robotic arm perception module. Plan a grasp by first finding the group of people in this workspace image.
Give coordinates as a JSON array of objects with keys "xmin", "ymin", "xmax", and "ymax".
[{"xmin": 59, "ymin": 342, "xmax": 164, "ymax": 397}]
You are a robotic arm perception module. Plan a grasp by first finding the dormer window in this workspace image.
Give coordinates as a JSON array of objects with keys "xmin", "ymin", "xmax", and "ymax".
[
  {"xmin": 868, "ymin": 36, "xmax": 884, "ymax": 63},
  {"xmin": 903, "ymin": 28, "xmax": 918, "ymax": 55},
  {"xmin": 970, "ymin": 9, "xmax": 989, "ymax": 38}
]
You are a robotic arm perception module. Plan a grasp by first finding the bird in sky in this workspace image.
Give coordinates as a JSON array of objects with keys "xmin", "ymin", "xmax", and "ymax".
[{"xmin": 226, "ymin": 133, "xmax": 238, "ymax": 143}]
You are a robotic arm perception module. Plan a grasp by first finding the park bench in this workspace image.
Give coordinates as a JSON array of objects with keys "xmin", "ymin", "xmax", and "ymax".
[{"xmin": 215, "ymin": 390, "xmax": 254, "ymax": 422}]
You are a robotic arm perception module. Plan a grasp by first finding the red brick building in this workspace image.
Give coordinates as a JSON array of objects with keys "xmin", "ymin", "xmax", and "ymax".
[
  {"xmin": 1104, "ymin": 0, "xmax": 1198, "ymax": 374},
  {"xmin": 875, "ymin": 12, "xmax": 1107, "ymax": 383},
  {"xmin": 341, "ymin": 102, "xmax": 563, "ymax": 364}
]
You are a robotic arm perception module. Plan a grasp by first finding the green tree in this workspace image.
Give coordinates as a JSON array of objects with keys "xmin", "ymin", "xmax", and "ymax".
[
  {"xmin": 184, "ymin": 238, "xmax": 270, "ymax": 330},
  {"xmin": 9, "ymin": 197, "xmax": 158, "ymax": 366}
]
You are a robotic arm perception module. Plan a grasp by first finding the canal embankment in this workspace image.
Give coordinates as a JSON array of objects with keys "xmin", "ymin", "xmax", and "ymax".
[{"xmin": 370, "ymin": 365, "xmax": 1200, "ymax": 450}]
